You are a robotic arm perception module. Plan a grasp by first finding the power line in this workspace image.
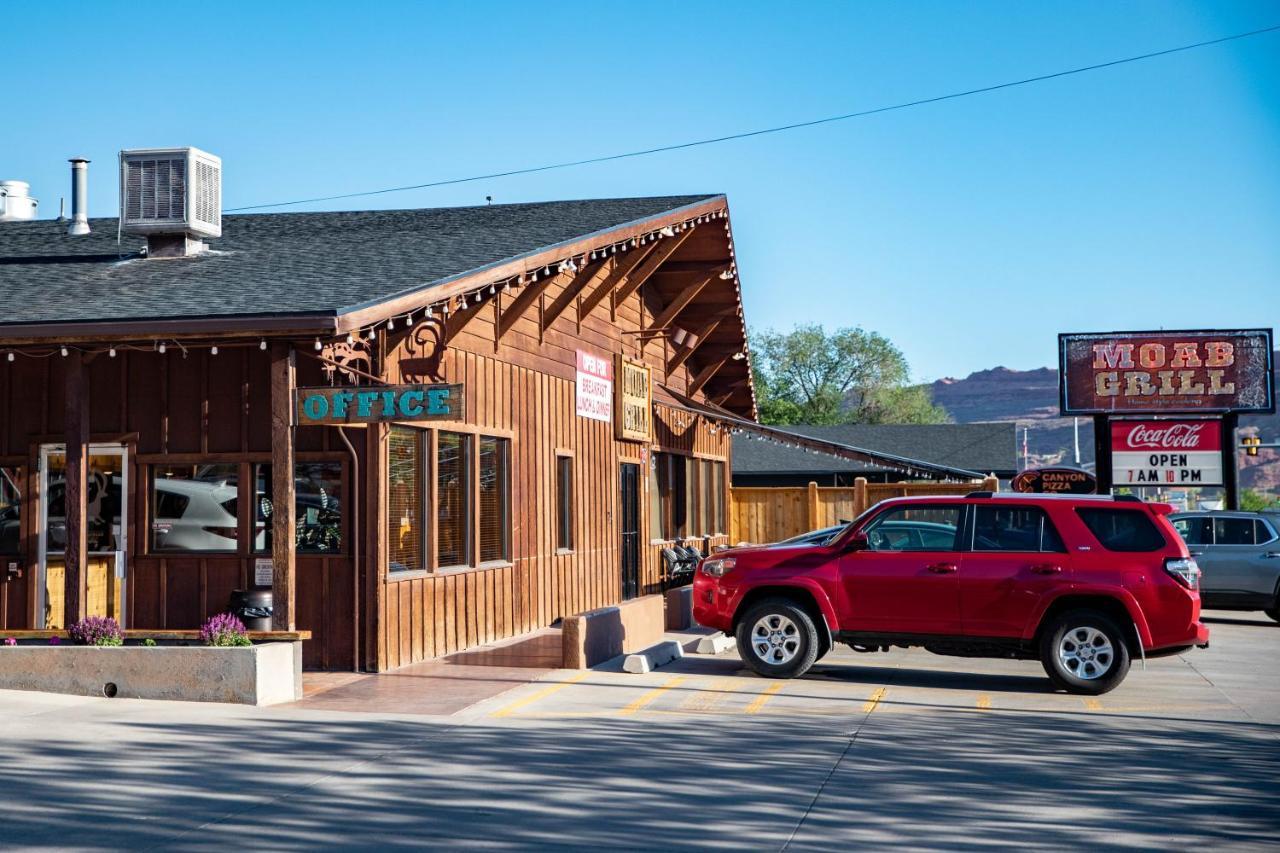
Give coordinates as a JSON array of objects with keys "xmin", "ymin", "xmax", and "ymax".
[{"xmin": 226, "ymin": 22, "xmax": 1280, "ymax": 213}]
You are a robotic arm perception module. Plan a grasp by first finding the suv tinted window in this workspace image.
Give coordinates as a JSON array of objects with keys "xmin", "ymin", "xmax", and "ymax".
[
  {"xmin": 1213, "ymin": 517, "xmax": 1255, "ymax": 545},
  {"xmin": 864, "ymin": 506, "xmax": 960, "ymax": 552},
  {"xmin": 1076, "ymin": 508, "xmax": 1165, "ymax": 552},
  {"xmin": 1256, "ymin": 519, "xmax": 1277, "ymax": 545},
  {"xmin": 973, "ymin": 506, "xmax": 1066, "ymax": 553},
  {"xmin": 1172, "ymin": 516, "xmax": 1212, "ymax": 546}
]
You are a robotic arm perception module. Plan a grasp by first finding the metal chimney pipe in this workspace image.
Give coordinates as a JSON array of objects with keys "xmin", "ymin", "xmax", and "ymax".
[{"xmin": 68, "ymin": 157, "xmax": 90, "ymax": 236}]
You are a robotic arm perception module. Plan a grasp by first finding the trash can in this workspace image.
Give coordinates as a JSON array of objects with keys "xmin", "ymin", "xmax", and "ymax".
[{"xmin": 228, "ymin": 588, "xmax": 273, "ymax": 631}]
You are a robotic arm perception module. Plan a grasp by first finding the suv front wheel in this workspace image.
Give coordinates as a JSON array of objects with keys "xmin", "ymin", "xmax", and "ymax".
[
  {"xmin": 1040, "ymin": 609, "xmax": 1132, "ymax": 695},
  {"xmin": 736, "ymin": 598, "xmax": 820, "ymax": 679}
]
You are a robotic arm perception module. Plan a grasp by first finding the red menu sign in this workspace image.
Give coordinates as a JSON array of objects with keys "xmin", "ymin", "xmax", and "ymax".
[
  {"xmin": 1110, "ymin": 419, "xmax": 1224, "ymax": 486},
  {"xmin": 1059, "ymin": 329, "xmax": 1274, "ymax": 415}
]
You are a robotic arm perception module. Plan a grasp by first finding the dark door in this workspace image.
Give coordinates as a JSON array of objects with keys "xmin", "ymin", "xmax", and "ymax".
[{"xmin": 619, "ymin": 463, "xmax": 641, "ymax": 600}]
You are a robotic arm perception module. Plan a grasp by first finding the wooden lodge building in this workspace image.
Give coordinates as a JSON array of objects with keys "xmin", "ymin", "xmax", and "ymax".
[
  {"xmin": 0, "ymin": 173, "xmax": 766, "ymax": 670},
  {"xmin": 0, "ymin": 156, "xmax": 977, "ymax": 671}
]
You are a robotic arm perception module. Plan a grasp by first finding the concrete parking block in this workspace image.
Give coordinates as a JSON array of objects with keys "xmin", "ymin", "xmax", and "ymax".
[
  {"xmin": 623, "ymin": 640, "xmax": 684, "ymax": 674},
  {"xmin": 695, "ymin": 631, "xmax": 736, "ymax": 655}
]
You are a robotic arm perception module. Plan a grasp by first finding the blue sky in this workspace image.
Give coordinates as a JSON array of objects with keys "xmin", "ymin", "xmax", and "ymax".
[{"xmin": 6, "ymin": 1, "xmax": 1278, "ymax": 380}]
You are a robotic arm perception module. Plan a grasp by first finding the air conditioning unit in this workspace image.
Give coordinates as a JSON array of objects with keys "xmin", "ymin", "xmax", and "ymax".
[{"xmin": 119, "ymin": 147, "xmax": 221, "ymax": 239}]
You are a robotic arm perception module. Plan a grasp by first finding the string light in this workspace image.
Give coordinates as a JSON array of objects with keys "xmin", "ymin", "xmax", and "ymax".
[
  {"xmin": 108, "ymin": 347, "xmax": 116, "ymax": 358},
  {"xmin": 315, "ymin": 339, "xmax": 323, "ymax": 351},
  {"xmin": 6, "ymin": 353, "xmax": 12, "ymax": 363},
  {"xmin": 259, "ymin": 340, "xmax": 267, "ymax": 351},
  {"xmin": 210, "ymin": 346, "xmax": 218, "ymax": 356},
  {"xmin": 387, "ymin": 317, "xmax": 395, "ymax": 331}
]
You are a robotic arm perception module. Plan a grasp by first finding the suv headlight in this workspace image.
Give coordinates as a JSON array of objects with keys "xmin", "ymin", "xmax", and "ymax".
[
  {"xmin": 702, "ymin": 558, "xmax": 736, "ymax": 578},
  {"xmin": 1164, "ymin": 557, "xmax": 1201, "ymax": 591}
]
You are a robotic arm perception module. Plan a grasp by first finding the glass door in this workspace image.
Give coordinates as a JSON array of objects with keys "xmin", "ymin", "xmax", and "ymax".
[{"xmin": 37, "ymin": 444, "xmax": 129, "ymax": 629}]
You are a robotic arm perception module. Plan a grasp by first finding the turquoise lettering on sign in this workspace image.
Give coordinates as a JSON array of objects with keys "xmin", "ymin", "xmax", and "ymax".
[
  {"xmin": 301, "ymin": 394, "xmax": 329, "ymax": 421},
  {"xmin": 399, "ymin": 390, "xmax": 425, "ymax": 417},
  {"xmin": 331, "ymin": 391, "xmax": 354, "ymax": 418},
  {"xmin": 426, "ymin": 388, "xmax": 451, "ymax": 415}
]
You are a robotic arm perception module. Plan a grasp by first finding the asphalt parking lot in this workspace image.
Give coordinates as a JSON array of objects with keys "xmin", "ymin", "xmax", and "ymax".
[{"xmin": 1, "ymin": 611, "xmax": 1276, "ymax": 850}]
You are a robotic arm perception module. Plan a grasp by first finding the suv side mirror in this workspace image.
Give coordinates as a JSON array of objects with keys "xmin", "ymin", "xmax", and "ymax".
[{"xmin": 843, "ymin": 532, "xmax": 869, "ymax": 552}]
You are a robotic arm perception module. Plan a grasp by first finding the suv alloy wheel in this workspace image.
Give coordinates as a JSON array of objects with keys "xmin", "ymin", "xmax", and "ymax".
[
  {"xmin": 735, "ymin": 598, "xmax": 820, "ymax": 679},
  {"xmin": 1039, "ymin": 609, "xmax": 1132, "ymax": 695}
]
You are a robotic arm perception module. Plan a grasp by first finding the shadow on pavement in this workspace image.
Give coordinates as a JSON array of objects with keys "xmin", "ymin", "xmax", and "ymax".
[{"xmin": 1, "ymin": 701, "xmax": 1276, "ymax": 850}]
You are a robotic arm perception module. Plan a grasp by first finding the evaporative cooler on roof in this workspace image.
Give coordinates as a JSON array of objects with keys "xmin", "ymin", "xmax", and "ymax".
[{"xmin": 119, "ymin": 147, "xmax": 222, "ymax": 239}]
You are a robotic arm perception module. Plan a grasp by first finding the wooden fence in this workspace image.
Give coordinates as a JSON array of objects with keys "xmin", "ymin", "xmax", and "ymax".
[{"xmin": 729, "ymin": 476, "xmax": 1000, "ymax": 544}]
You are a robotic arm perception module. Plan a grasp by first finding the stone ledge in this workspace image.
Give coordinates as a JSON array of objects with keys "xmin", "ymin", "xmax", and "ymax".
[{"xmin": 562, "ymin": 594, "xmax": 666, "ymax": 669}]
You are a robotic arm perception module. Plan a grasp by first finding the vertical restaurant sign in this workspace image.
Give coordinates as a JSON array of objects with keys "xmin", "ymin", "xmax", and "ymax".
[
  {"xmin": 615, "ymin": 355, "xmax": 653, "ymax": 442},
  {"xmin": 575, "ymin": 350, "xmax": 613, "ymax": 423},
  {"xmin": 1110, "ymin": 419, "xmax": 1224, "ymax": 486},
  {"xmin": 1058, "ymin": 329, "xmax": 1275, "ymax": 415}
]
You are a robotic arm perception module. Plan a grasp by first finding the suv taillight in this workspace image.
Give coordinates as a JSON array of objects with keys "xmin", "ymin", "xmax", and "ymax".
[{"xmin": 1164, "ymin": 557, "xmax": 1201, "ymax": 591}]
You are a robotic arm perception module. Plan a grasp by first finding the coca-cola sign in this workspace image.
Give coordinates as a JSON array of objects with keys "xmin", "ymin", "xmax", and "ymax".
[
  {"xmin": 1059, "ymin": 329, "xmax": 1274, "ymax": 415},
  {"xmin": 1111, "ymin": 419, "xmax": 1223, "ymax": 486}
]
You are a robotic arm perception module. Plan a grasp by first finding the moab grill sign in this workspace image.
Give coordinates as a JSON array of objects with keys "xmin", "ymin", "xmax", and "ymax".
[
  {"xmin": 1110, "ymin": 420, "xmax": 1223, "ymax": 486},
  {"xmin": 1059, "ymin": 329, "xmax": 1274, "ymax": 415},
  {"xmin": 295, "ymin": 384, "xmax": 462, "ymax": 426}
]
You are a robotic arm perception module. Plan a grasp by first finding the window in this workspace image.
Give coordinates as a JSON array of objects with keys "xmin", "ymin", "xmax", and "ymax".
[
  {"xmin": 151, "ymin": 464, "xmax": 240, "ymax": 552},
  {"xmin": 1076, "ymin": 508, "xmax": 1165, "ymax": 552},
  {"xmin": 556, "ymin": 455, "xmax": 573, "ymax": 551},
  {"xmin": 972, "ymin": 506, "xmax": 1065, "ymax": 552},
  {"xmin": 437, "ymin": 431, "xmax": 471, "ymax": 567},
  {"xmin": 1256, "ymin": 519, "xmax": 1278, "ymax": 546},
  {"xmin": 1173, "ymin": 516, "xmax": 1212, "ymax": 546},
  {"xmin": 388, "ymin": 428, "xmax": 425, "ymax": 572},
  {"xmin": 864, "ymin": 505, "xmax": 961, "ymax": 551},
  {"xmin": 0, "ymin": 467, "xmax": 20, "ymax": 554},
  {"xmin": 478, "ymin": 436, "xmax": 509, "ymax": 563},
  {"xmin": 255, "ymin": 462, "xmax": 344, "ymax": 554},
  {"xmin": 651, "ymin": 452, "xmax": 689, "ymax": 540},
  {"xmin": 713, "ymin": 461, "xmax": 726, "ymax": 536},
  {"xmin": 1213, "ymin": 517, "xmax": 1256, "ymax": 546}
]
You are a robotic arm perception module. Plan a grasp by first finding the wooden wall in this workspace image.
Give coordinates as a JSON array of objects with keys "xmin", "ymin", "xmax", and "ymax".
[
  {"xmin": 0, "ymin": 348, "xmax": 358, "ymax": 669},
  {"xmin": 730, "ymin": 477, "xmax": 1000, "ymax": 544}
]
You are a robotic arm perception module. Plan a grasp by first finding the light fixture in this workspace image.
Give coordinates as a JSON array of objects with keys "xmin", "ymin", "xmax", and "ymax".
[
  {"xmin": 387, "ymin": 317, "xmax": 395, "ymax": 331},
  {"xmin": 543, "ymin": 266, "xmax": 551, "ymax": 276},
  {"xmin": 732, "ymin": 352, "xmax": 746, "ymax": 361},
  {"xmin": 489, "ymin": 283, "xmax": 496, "ymax": 294},
  {"xmin": 346, "ymin": 334, "xmax": 355, "ymax": 345},
  {"xmin": 719, "ymin": 269, "xmax": 734, "ymax": 280},
  {"xmin": 315, "ymin": 339, "xmax": 323, "ymax": 351},
  {"xmin": 259, "ymin": 340, "xmax": 268, "ymax": 351},
  {"xmin": 60, "ymin": 346, "xmax": 69, "ymax": 357},
  {"xmin": 108, "ymin": 347, "xmax": 116, "ymax": 358},
  {"xmin": 660, "ymin": 226, "xmax": 675, "ymax": 237},
  {"xmin": 5, "ymin": 353, "xmax": 12, "ymax": 363},
  {"xmin": 426, "ymin": 306, "xmax": 434, "ymax": 318}
]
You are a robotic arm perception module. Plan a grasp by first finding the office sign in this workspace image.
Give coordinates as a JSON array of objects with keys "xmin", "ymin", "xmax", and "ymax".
[
  {"xmin": 1011, "ymin": 467, "xmax": 1097, "ymax": 494},
  {"xmin": 1059, "ymin": 329, "xmax": 1274, "ymax": 415},
  {"xmin": 295, "ymin": 384, "xmax": 462, "ymax": 426},
  {"xmin": 576, "ymin": 350, "xmax": 613, "ymax": 423},
  {"xmin": 615, "ymin": 355, "xmax": 652, "ymax": 442},
  {"xmin": 1110, "ymin": 419, "xmax": 1223, "ymax": 486}
]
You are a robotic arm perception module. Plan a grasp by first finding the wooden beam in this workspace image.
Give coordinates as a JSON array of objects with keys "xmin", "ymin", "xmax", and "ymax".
[
  {"xmin": 687, "ymin": 354, "xmax": 731, "ymax": 397},
  {"xmin": 63, "ymin": 351, "xmax": 88, "ymax": 627},
  {"xmin": 641, "ymin": 273, "xmax": 716, "ymax": 355},
  {"xmin": 542, "ymin": 258, "xmax": 608, "ymax": 331},
  {"xmin": 498, "ymin": 271, "xmax": 563, "ymax": 340},
  {"xmin": 578, "ymin": 247, "xmax": 653, "ymax": 321},
  {"xmin": 441, "ymin": 292, "xmax": 492, "ymax": 346},
  {"xmin": 666, "ymin": 312, "xmax": 730, "ymax": 375},
  {"xmin": 612, "ymin": 229, "xmax": 695, "ymax": 310},
  {"xmin": 649, "ymin": 259, "xmax": 733, "ymax": 273},
  {"xmin": 270, "ymin": 343, "xmax": 297, "ymax": 632}
]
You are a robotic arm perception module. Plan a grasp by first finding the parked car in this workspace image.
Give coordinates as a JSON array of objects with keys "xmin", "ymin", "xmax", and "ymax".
[
  {"xmin": 693, "ymin": 493, "xmax": 1209, "ymax": 694},
  {"xmin": 1169, "ymin": 511, "xmax": 1280, "ymax": 622}
]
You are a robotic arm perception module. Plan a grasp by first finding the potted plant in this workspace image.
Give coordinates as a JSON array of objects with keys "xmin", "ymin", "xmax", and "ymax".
[
  {"xmin": 200, "ymin": 613, "xmax": 252, "ymax": 647},
  {"xmin": 68, "ymin": 616, "xmax": 124, "ymax": 647}
]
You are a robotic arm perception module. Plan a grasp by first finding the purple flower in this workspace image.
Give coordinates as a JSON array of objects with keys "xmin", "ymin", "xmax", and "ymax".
[
  {"xmin": 49, "ymin": 636, "xmax": 61, "ymax": 645},
  {"xmin": 68, "ymin": 616, "xmax": 123, "ymax": 647},
  {"xmin": 3, "ymin": 637, "xmax": 15, "ymax": 646},
  {"xmin": 200, "ymin": 612, "xmax": 251, "ymax": 647}
]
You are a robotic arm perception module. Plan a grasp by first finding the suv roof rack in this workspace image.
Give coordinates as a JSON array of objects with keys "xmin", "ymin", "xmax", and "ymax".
[{"xmin": 963, "ymin": 492, "xmax": 1146, "ymax": 503}]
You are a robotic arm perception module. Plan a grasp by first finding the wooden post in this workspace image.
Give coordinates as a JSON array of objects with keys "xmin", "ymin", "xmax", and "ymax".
[
  {"xmin": 270, "ymin": 344, "xmax": 296, "ymax": 632},
  {"xmin": 365, "ymin": 422, "xmax": 387, "ymax": 672},
  {"xmin": 806, "ymin": 481, "xmax": 819, "ymax": 530},
  {"xmin": 854, "ymin": 477, "xmax": 869, "ymax": 518},
  {"xmin": 63, "ymin": 352, "xmax": 89, "ymax": 626}
]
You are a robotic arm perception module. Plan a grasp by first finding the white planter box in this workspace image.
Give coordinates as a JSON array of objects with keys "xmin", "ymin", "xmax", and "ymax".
[{"xmin": 0, "ymin": 642, "xmax": 302, "ymax": 706}]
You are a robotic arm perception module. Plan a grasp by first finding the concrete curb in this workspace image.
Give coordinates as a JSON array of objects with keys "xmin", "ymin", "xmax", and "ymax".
[
  {"xmin": 623, "ymin": 640, "xmax": 684, "ymax": 674},
  {"xmin": 694, "ymin": 632, "xmax": 736, "ymax": 655}
]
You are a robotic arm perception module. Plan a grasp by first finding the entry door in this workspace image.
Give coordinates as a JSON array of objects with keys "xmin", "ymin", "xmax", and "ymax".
[
  {"xmin": 619, "ymin": 463, "xmax": 641, "ymax": 601},
  {"xmin": 38, "ymin": 444, "xmax": 129, "ymax": 629}
]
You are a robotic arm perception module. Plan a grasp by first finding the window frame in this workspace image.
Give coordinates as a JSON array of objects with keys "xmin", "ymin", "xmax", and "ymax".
[
  {"xmin": 0, "ymin": 465, "xmax": 23, "ymax": 556},
  {"xmin": 476, "ymin": 435, "xmax": 511, "ymax": 566},
  {"xmin": 968, "ymin": 504, "xmax": 1067, "ymax": 554},
  {"xmin": 861, "ymin": 503, "xmax": 965, "ymax": 552},
  {"xmin": 555, "ymin": 452, "xmax": 574, "ymax": 553},
  {"xmin": 1075, "ymin": 507, "xmax": 1167, "ymax": 553},
  {"xmin": 387, "ymin": 426, "xmax": 428, "ymax": 575}
]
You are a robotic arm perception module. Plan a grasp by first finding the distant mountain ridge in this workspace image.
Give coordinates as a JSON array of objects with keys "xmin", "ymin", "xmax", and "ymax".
[{"xmin": 928, "ymin": 354, "xmax": 1280, "ymax": 495}]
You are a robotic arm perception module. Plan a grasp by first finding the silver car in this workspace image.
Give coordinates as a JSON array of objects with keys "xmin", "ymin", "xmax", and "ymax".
[{"xmin": 1170, "ymin": 511, "xmax": 1280, "ymax": 622}]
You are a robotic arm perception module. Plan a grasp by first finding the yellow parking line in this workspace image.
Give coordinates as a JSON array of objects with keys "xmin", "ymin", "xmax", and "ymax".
[
  {"xmin": 679, "ymin": 677, "xmax": 740, "ymax": 713},
  {"xmin": 619, "ymin": 675, "xmax": 687, "ymax": 716},
  {"xmin": 976, "ymin": 694, "xmax": 992, "ymax": 711},
  {"xmin": 862, "ymin": 687, "xmax": 887, "ymax": 714},
  {"xmin": 745, "ymin": 682, "xmax": 786, "ymax": 714},
  {"xmin": 490, "ymin": 671, "xmax": 590, "ymax": 718},
  {"xmin": 1084, "ymin": 698, "xmax": 1103, "ymax": 712}
]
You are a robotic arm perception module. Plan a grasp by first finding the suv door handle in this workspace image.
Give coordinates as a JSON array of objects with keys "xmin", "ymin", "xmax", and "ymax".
[
  {"xmin": 926, "ymin": 562, "xmax": 957, "ymax": 574},
  {"xmin": 1188, "ymin": 550, "xmax": 1205, "ymax": 558},
  {"xmin": 1264, "ymin": 552, "xmax": 1280, "ymax": 559},
  {"xmin": 1030, "ymin": 564, "xmax": 1063, "ymax": 575}
]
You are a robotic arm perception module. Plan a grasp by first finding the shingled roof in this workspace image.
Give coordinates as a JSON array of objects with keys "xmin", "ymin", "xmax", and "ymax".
[
  {"xmin": 733, "ymin": 423, "xmax": 1017, "ymax": 478},
  {"xmin": 0, "ymin": 195, "xmax": 717, "ymax": 332}
]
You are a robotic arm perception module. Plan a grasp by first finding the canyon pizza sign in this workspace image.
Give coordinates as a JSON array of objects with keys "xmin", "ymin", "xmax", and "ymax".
[
  {"xmin": 1110, "ymin": 420, "xmax": 1223, "ymax": 486},
  {"xmin": 1059, "ymin": 330, "xmax": 1274, "ymax": 415}
]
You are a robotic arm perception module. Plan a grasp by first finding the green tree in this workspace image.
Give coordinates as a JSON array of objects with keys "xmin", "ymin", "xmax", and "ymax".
[
  {"xmin": 751, "ymin": 324, "xmax": 948, "ymax": 426},
  {"xmin": 1240, "ymin": 489, "xmax": 1279, "ymax": 512}
]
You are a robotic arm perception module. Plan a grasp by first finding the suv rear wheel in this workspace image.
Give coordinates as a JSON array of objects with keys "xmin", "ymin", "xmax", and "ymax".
[
  {"xmin": 736, "ymin": 598, "xmax": 819, "ymax": 679},
  {"xmin": 1040, "ymin": 609, "xmax": 1132, "ymax": 695}
]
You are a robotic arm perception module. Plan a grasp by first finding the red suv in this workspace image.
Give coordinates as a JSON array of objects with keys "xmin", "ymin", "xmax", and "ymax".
[{"xmin": 693, "ymin": 493, "xmax": 1209, "ymax": 694}]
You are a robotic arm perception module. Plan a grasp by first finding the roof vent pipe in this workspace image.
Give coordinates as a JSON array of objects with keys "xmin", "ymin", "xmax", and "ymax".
[{"xmin": 68, "ymin": 157, "xmax": 90, "ymax": 236}]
